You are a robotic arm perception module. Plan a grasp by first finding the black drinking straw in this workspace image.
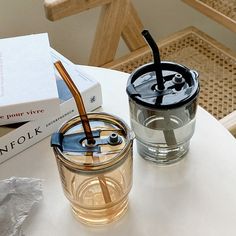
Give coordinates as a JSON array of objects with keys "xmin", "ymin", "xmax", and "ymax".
[
  {"xmin": 142, "ymin": 30, "xmax": 165, "ymax": 90},
  {"xmin": 142, "ymin": 30, "xmax": 177, "ymax": 148}
]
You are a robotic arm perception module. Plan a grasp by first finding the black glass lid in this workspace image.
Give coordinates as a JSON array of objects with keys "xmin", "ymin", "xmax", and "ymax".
[{"xmin": 126, "ymin": 62, "xmax": 200, "ymax": 109}]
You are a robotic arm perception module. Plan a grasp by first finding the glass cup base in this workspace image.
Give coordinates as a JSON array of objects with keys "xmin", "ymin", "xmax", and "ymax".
[
  {"xmin": 136, "ymin": 139, "xmax": 189, "ymax": 165},
  {"xmin": 71, "ymin": 197, "xmax": 129, "ymax": 226}
]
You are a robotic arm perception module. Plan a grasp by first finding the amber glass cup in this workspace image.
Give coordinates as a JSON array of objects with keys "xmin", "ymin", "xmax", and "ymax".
[{"xmin": 51, "ymin": 112, "xmax": 134, "ymax": 225}]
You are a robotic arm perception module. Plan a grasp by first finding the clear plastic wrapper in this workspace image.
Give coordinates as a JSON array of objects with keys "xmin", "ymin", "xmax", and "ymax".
[{"xmin": 0, "ymin": 177, "xmax": 43, "ymax": 236}]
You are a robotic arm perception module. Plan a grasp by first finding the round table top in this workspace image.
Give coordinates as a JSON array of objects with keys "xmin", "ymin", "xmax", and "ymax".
[{"xmin": 1, "ymin": 65, "xmax": 236, "ymax": 236}]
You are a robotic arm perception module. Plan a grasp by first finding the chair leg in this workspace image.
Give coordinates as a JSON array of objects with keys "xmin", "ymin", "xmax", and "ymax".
[
  {"xmin": 122, "ymin": 2, "xmax": 146, "ymax": 51},
  {"xmin": 89, "ymin": 0, "xmax": 129, "ymax": 66}
]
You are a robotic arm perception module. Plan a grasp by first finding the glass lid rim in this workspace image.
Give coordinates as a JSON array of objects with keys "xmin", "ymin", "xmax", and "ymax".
[
  {"xmin": 126, "ymin": 61, "xmax": 200, "ymax": 109},
  {"xmin": 52, "ymin": 112, "xmax": 134, "ymax": 170}
]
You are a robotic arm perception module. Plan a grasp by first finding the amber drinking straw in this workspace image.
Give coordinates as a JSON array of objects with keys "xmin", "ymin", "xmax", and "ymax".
[
  {"xmin": 54, "ymin": 61, "xmax": 112, "ymax": 203},
  {"xmin": 54, "ymin": 61, "xmax": 94, "ymax": 144},
  {"xmin": 141, "ymin": 30, "xmax": 177, "ymax": 147}
]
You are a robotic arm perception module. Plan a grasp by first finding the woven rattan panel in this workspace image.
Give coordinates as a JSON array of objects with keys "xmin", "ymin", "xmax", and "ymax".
[
  {"xmin": 199, "ymin": 0, "xmax": 236, "ymax": 21},
  {"xmin": 108, "ymin": 27, "xmax": 236, "ymax": 120},
  {"xmin": 182, "ymin": 0, "xmax": 236, "ymax": 32}
]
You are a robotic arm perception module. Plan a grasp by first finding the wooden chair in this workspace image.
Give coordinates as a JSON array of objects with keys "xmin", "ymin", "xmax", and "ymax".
[
  {"xmin": 182, "ymin": 0, "xmax": 236, "ymax": 33},
  {"xmin": 44, "ymin": 0, "xmax": 147, "ymax": 67},
  {"xmin": 44, "ymin": 0, "xmax": 236, "ymax": 136}
]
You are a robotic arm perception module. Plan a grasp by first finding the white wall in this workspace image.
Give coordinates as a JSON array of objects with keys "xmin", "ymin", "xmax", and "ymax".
[{"xmin": 0, "ymin": 0, "xmax": 235, "ymax": 65}]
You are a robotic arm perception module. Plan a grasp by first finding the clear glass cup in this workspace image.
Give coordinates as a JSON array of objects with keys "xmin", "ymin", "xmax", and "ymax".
[
  {"xmin": 129, "ymin": 97, "xmax": 197, "ymax": 164},
  {"xmin": 127, "ymin": 62, "xmax": 200, "ymax": 165},
  {"xmin": 51, "ymin": 112, "xmax": 134, "ymax": 225}
]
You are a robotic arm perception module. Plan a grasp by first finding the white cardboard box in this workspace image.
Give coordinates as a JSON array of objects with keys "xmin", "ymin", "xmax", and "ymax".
[
  {"xmin": 0, "ymin": 48, "xmax": 102, "ymax": 164},
  {"xmin": 0, "ymin": 33, "xmax": 60, "ymax": 125}
]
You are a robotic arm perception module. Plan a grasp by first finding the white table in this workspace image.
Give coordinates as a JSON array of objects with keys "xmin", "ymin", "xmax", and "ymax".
[{"xmin": 1, "ymin": 66, "xmax": 236, "ymax": 236}]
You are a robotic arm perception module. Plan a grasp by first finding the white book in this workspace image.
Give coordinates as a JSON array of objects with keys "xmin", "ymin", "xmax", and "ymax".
[
  {"xmin": 0, "ymin": 48, "xmax": 102, "ymax": 164},
  {"xmin": 0, "ymin": 33, "xmax": 60, "ymax": 125}
]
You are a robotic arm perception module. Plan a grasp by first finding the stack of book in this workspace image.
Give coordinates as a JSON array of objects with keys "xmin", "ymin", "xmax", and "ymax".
[{"xmin": 0, "ymin": 34, "xmax": 102, "ymax": 164}]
